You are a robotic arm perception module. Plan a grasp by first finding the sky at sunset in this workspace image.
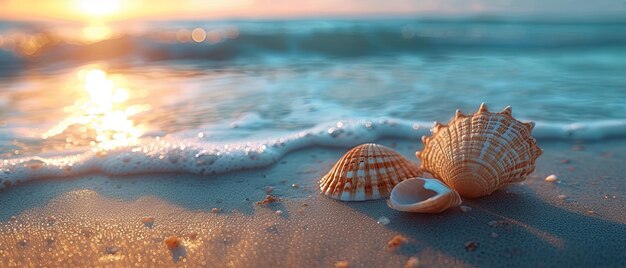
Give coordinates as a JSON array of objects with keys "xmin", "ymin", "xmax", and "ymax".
[{"xmin": 1, "ymin": 0, "xmax": 626, "ymax": 21}]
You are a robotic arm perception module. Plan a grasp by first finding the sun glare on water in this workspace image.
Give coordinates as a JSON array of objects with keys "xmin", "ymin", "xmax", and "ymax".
[{"xmin": 42, "ymin": 69, "xmax": 149, "ymax": 151}]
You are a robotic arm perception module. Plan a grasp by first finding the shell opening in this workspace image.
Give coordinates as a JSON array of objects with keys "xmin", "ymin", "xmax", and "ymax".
[
  {"xmin": 391, "ymin": 179, "xmax": 438, "ymax": 205},
  {"xmin": 389, "ymin": 177, "xmax": 461, "ymax": 213}
]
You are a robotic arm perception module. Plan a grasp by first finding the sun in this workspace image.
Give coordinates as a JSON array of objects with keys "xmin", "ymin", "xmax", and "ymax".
[{"xmin": 77, "ymin": 0, "xmax": 121, "ymax": 16}]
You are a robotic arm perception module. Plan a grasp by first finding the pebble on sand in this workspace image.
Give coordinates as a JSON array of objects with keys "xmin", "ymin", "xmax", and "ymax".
[
  {"xmin": 545, "ymin": 174, "xmax": 558, "ymax": 182},
  {"xmin": 275, "ymin": 210, "xmax": 283, "ymax": 215},
  {"xmin": 141, "ymin": 216, "xmax": 155, "ymax": 224},
  {"xmin": 334, "ymin": 260, "xmax": 349, "ymax": 268},
  {"xmin": 464, "ymin": 241, "xmax": 478, "ymax": 252},
  {"xmin": 211, "ymin": 207, "xmax": 221, "ymax": 214},
  {"xmin": 105, "ymin": 246, "xmax": 120, "ymax": 255},
  {"xmin": 567, "ymin": 166, "xmax": 576, "ymax": 172},
  {"xmin": 187, "ymin": 232, "xmax": 198, "ymax": 240},
  {"xmin": 256, "ymin": 195, "xmax": 281, "ymax": 205},
  {"xmin": 387, "ymin": 235, "xmax": 408, "ymax": 250},
  {"xmin": 291, "ymin": 183, "xmax": 299, "ymax": 188},
  {"xmin": 377, "ymin": 216, "xmax": 390, "ymax": 225},
  {"xmin": 557, "ymin": 194, "xmax": 567, "ymax": 200},
  {"xmin": 164, "ymin": 236, "xmax": 182, "ymax": 250},
  {"xmin": 404, "ymin": 257, "xmax": 420, "ymax": 268},
  {"xmin": 460, "ymin": 205, "xmax": 472, "ymax": 212}
]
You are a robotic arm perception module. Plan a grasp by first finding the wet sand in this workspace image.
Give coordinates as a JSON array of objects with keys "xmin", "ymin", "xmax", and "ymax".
[{"xmin": 1, "ymin": 138, "xmax": 625, "ymax": 267}]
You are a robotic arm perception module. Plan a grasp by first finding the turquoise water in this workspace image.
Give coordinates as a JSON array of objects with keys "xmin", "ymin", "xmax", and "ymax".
[{"xmin": 0, "ymin": 19, "xmax": 625, "ymax": 185}]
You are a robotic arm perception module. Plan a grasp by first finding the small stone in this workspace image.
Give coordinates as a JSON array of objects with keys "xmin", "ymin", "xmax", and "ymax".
[
  {"xmin": 334, "ymin": 260, "xmax": 349, "ymax": 268},
  {"xmin": 264, "ymin": 186, "xmax": 274, "ymax": 194},
  {"xmin": 105, "ymin": 246, "xmax": 120, "ymax": 255},
  {"xmin": 377, "ymin": 216, "xmax": 390, "ymax": 225},
  {"xmin": 291, "ymin": 184, "xmax": 299, "ymax": 188},
  {"xmin": 490, "ymin": 232, "xmax": 499, "ymax": 238},
  {"xmin": 557, "ymin": 194, "xmax": 567, "ymax": 200},
  {"xmin": 405, "ymin": 257, "xmax": 420, "ymax": 268},
  {"xmin": 141, "ymin": 216, "xmax": 155, "ymax": 226},
  {"xmin": 211, "ymin": 208, "xmax": 221, "ymax": 214},
  {"xmin": 545, "ymin": 174, "xmax": 558, "ymax": 182},
  {"xmin": 187, "ymin": 232, "xmax": 198, "ymax": 240},
  {"xmin": 256, "ymin": 195, "xmax": 280, "ymax": 205},
  {"xmin": 561, "ymin": 159, "xmax": 571, "ymax": 164},
  {"xmin": 164, "ymin": 236, "xmax": 182, "ymax": 250},
  {"xmin": 460, "ymin": 205, "xmax": 472, "ymax": 212},
  {"xmin": 17, "ymin": 240, "xmax": 28, "ymax": 248},
  {"xmin": 275, "ymin": 210, "xmax": 283, "ymax": 215},
  {"xmin": 487, "ymin": 220, "xmax": 509, "ymax": 228},
  {"xmin": 9, "ymin": 216, "xmax": 17, "ymax": 222},
  {"xmin": 387, "ymin": 235, "xmax": 408, "ymax": 250},
  {"xmin": 24, "ymin": 159, "xmax": 46, "ymax": 170},
  {"xmin": 465, "ymin": 241, "xmax": 478, "ymax": 252}
]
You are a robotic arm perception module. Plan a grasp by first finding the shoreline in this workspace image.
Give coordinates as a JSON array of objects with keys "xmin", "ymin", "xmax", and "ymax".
[
  {"xmin": 2, "ymin": 118, "xmax": 626, "ymax": 192},
  {"xmin": 1, "ymin": 138, "xmax": 625, "ymax": 267}
]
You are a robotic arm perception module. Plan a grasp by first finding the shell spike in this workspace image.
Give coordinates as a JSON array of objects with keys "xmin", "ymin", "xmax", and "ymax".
[
  {"xmin": 500, "ymin": 106, "xmax": 512, "ymax": 116},
  {"xmin": 418, "ymin": 105, "xmax": 542, "ymax": 198},
  {"xmin": 421, "ymin": 135, "xmax": 428, "ymax": 143},
  {"xmin": 477, "ymin": 103, "xmax": 489, "ymax": 113},
  {"xmin": 455, "ymin": 109, "xmax": 465, "ymax": 119},
  {"xmin": 431, "ymin": 121, "xmax": 441, "ymax": 133},
  {"xmin": 415, "ymin": 151, "xmax": 422, "ymax": 159}
]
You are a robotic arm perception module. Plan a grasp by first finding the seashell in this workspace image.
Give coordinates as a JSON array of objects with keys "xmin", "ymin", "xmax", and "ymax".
[
  {"xmin": 417, "ymin": 103, "xmax": 543, "ymax": 198},
  {"xmin": 320, "ymin": 143, "xmax": 422, "ymax": 201},
  {"xmin": 388, "ymin": 177, "xmax": 462, "ymax": 213}
]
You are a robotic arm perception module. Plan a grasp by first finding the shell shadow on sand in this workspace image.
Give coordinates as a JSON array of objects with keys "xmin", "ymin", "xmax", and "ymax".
[{"xmin": 344, "ymin": 183, "xmax": 626, "ymax": 267}]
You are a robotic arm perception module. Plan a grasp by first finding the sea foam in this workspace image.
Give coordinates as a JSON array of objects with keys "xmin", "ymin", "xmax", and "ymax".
[{"xmin": 1, "ymin": 118, "xmax": 625, "ymax": 190}]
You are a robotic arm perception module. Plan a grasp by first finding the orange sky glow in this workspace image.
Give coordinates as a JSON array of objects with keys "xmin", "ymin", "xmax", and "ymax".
[
  {"xmin": 1, "ymin": 0, "xmax": 625, "ymax": 22},
  {"xmin": 0, "ymin": 0, "xmax": 436, "ymax": 21}
]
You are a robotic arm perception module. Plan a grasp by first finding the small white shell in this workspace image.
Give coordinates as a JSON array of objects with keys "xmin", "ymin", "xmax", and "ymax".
[
  {"xmin": 389, "ymin": 177, "xmax": 461, "ymax": 213},
  {"xmin": 320, "ymin": 143, "xmax": 422, "ymax": 201}
]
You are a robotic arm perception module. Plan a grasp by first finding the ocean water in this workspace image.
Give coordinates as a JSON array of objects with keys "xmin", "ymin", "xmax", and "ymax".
[{"xmin": 1, "ymin": 19, "xmax": 625, "ymax": 188}]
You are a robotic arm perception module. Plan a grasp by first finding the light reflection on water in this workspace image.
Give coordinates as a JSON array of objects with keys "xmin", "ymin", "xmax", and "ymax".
[
  {"xmin": 41, "ymin": 68, "xmax": 149, "ymax": 151},
  {"xmin": 1, "ymin": 54, "xmax": 625, "ymax": 158}
]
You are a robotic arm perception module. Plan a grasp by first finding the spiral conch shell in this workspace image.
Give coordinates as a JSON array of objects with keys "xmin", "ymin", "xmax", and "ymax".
[
  {"xmin": 388, "ymin": 177, "xmax": 462, "ymax": 213},
  {"xmin": 320, "ymin": 143, "xmax": 422, "ymax": 201},
  {"xmin": 417, "ymin": 103, "xmax": 543, "ymax": 198}
]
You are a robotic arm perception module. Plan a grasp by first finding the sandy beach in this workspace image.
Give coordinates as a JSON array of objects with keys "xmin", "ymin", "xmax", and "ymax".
[
  {"xmin": 2, "ymin": 5, "xmax": 626, "ymax": 267},
  {"xmin": 1, "ymin": 138, "xmax": 624, "ymax": 267}
]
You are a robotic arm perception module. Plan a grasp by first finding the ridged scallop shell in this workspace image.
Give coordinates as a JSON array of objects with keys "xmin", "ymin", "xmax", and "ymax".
[
  {"xmin": 416, "ymin": 103, "xmax": 543, "ymax": 198},
  {"xmin": 389, "ymin": 177, "xmax": 462, "ymax": 213},
  {"xmin": 320, "ymin": 143, "xmax": 422, "ymax": 201}
]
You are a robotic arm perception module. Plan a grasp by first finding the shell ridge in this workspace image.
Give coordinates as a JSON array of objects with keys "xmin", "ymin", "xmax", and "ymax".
[
  {"xmin": 381, "ymin": 149, "xmax": 404, "ymax": 199},
  {"xmin": 328, "ymin": 145, "xmax": 360, "ymax": 199},
  {"xmin": 417, "ymin": 104, "xmax": 542, "ymax": 198},
  {"xmin": 322, "ymin": 144, "xmax": 421, "ymax": 201},
  {"xmin": 366, "ymin": 146, "xmax": 382, "ymax": 197}
]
